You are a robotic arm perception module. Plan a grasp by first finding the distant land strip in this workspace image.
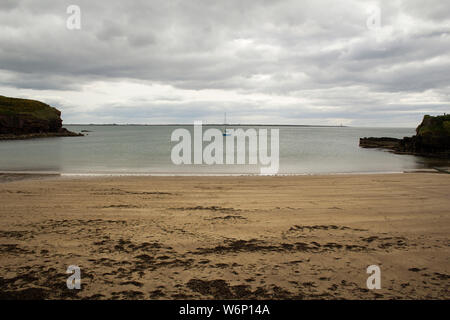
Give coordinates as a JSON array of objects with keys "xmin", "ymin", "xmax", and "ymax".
[{"xmin": 65, "ymin": 123, "xmax": 348, "ymax": 127}]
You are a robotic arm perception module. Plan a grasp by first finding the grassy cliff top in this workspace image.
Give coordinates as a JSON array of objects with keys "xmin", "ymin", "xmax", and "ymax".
[
  {"xmin": 0, "ymin": 95, "xmax": 60, "ymax": 121},
  {"xmin": 416, "ymin": 114, "xmax": 450, "ymax": 137}
]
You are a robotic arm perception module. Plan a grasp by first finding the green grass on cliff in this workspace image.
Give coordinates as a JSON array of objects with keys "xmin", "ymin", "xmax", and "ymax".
[
  {"xmin": 416, "ymin": 114, "xmax": 450, "ymax": 137},
  {"xmin": 0, "ymin": 95, "xmax": 60, "ymax": 121}
]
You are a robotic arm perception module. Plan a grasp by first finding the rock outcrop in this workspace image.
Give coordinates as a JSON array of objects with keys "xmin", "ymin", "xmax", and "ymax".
[
  {"xmin": 360, "ymin": 114, "xmax": 450, "ymax": 158},
  {"xmin": 0, "ymin": 95, "xmax": 82, "ymax": 139}
]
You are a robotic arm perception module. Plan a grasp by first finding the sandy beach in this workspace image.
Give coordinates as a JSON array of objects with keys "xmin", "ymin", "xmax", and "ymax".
[{"xmin": 0, "ymin": 173, "xmax": 449, "ymax": 299}]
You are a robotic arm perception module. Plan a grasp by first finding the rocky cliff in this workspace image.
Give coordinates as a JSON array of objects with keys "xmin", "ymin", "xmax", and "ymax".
[
  {"xmin": 360, "ymin": 114, "xmax": 450, "ymax": 158},
  {"xmin": 0, "ymin": 95, "xmax": 82, "ymax": 139}
]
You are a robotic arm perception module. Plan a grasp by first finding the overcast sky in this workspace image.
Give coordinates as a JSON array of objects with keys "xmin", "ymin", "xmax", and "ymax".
[{"xmin": 0, "ymin": 0, "xmax": 449, "ymax": 126}]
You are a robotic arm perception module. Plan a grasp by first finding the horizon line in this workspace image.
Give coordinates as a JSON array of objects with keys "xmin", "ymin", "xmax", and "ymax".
[{"xmin": 64, "ymin": 123, "xmax": 348, "ymax": 127}]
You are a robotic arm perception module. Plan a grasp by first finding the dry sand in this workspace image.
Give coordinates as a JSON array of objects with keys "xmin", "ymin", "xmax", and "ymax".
[{"xmin": 0, "ymin": 173, "xmax": 449, "ymax": 299}]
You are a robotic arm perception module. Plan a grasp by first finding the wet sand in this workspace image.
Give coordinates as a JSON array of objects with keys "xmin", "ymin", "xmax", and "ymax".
[{"xmin": 0, "ymin": 173, "xmax": 449, "ymax": 299}]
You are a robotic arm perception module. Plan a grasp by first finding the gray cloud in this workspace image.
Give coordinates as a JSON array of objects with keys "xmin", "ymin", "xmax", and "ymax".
[{"xmin": 0, "ymin": 0, "xmax": 449, "ymax": 126}]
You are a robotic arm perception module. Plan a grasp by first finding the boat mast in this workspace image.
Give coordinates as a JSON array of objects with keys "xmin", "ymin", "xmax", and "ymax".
[{"xmin": 222, "ymin": 112, "xmax": 229, "ymax": 136}]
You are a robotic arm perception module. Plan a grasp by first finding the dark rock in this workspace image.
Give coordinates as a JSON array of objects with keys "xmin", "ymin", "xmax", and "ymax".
[
  {"xmin": 359, "ymin": 114, "xmax": 450, "ymax": 158},
  {"xmin": 398, "ymin": 114, "xmax": 450, "ymax": 156},
  {"xmin": 359, "ymin": 137, "xmax": 401, "ymax": 150},
  {"xmin": 0, "ymin": 95, "xmax": 83, "ymax": 140}
]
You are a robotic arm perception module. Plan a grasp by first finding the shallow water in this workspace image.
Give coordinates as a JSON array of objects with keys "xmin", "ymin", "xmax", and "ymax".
[{"xmin": 0, "ymin": 125, "xmax": 448, "ymax": 175}]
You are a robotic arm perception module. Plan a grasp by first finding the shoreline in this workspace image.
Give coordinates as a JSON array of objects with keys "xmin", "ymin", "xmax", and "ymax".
[
  {"xmin": 0, "ymin": 168, "xmax": 446, "ymax": 176},
  {"xmin": 0, "ymin": 130, "xmax": 83, "ymax": 141},
  {"xmin": 0, "ymin": 169, "xmax": 447, "ymax": 183}
]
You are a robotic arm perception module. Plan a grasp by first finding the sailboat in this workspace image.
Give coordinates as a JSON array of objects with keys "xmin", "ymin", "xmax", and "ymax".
[{"xmin": 222, "ymin": 112, "xmax": 231, "ymax": 136}]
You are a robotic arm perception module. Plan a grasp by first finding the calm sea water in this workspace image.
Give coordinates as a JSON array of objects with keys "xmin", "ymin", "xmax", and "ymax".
[{"xmin": 0, "ymin": 125, "xmax": 448, "ymax": 175}]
